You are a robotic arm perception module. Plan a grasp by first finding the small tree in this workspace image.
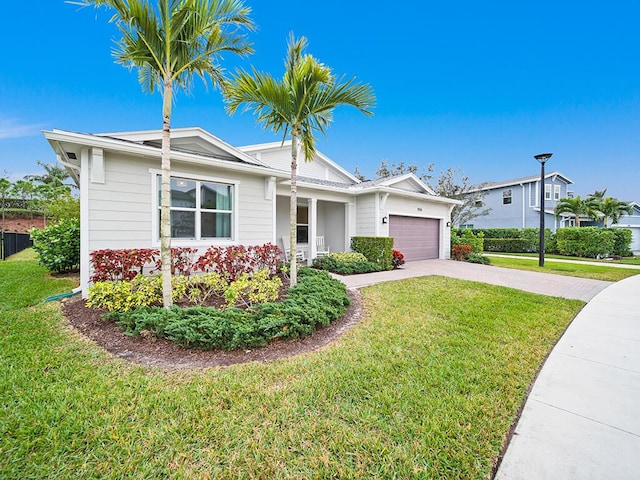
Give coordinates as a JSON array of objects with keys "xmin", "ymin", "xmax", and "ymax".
[
  {"xmin": 433, "ymin": 167, "xmax": 491, "ymax": 226},
  {"xmin": 555, "ymin": 196, "xmax": 587, "ymax": 226},
  {"xmin": 74, "ymin": 0, "xmax": 255, "ymax": 307},
  {"xmin": 225, "ymin": 34, "xmax": 375, "ymax": 285},
  {"xmin": 0, "ymin": 177, "xmax": 11, "ymax": 233}
]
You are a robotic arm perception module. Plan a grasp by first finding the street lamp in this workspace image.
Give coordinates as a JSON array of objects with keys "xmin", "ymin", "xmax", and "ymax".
[{"xmin": 534, "ymin": 153, "xmax": 553, "ymax": 267}]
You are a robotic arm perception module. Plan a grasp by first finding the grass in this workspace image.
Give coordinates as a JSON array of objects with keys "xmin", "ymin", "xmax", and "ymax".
[
  {"xmin": 0, "ymin": 253, "xmax": 584, "ymax": 479},
  {"xmin": 487, "ymin": 251, "xmax": 640, "ymax": 265},
  {"xmin": 487, "ymin": 256, "xmax": 639, "ymax": 281}
]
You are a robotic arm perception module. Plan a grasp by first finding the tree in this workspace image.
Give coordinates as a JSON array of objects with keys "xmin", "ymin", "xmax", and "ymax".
[
  {"xmin": 74, "ymin": 0, "xmax": 254, "ymax": 307},
  {"xmin": 433, "ymin": 167, "xmax": 491, "ymax": 226},
  {"xmin": 586, "ymin": 190, "xmax": 633, "ymax": 227},
  {"xmin": 11, "ymin": 179, "xmax": 36, "ymax": 219},
  {"xmin": 368, "ymin": 160, "xmax": 490, "ymax": 226},
  {"xmin": 225, "ymin": 34, "xmax": 375, "ymax": 285},
  {"xmin": 0, "ymin": 177, "xmax": 11, "ymax": 233},
  {"xmin": 26, "ymin": 160, "xmax": 74, "ymax": 189},
  {"xmin": 555, "ymin": 196, "xmax": 587, "ymax": 226}
]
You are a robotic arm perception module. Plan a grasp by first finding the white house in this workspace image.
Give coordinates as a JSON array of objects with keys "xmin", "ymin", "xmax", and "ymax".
[{"xmin": 44, "ymin": 127, "xmax": 460, "ymax": 295}]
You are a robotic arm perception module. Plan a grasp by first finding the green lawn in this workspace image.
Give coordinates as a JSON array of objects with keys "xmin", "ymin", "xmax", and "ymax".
[
  {"xmin": 488, "ymin": 252, "xmax": 640, "ymax": 265},
  {"xmin": 0, "ymin": 254, "xmax": 584, "ymax": 479},
  {"xmin": 487, "ymin": 256, "xmax": 639, "ymax": 281}
]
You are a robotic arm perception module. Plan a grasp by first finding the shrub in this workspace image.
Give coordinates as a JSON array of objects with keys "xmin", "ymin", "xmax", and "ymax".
[
  {"xmin": 194, "ymin": 244, "xmax": 282, "ymax": 281},
  {"xmin": 110, "ymin": 268, "xmax": 349, "ymax": 350},
  {"xmin": 312, "ymin": 252, "xmax": 381, "ymax": 275},
  {"xmin": 29, "ymin": 218, "xmax": 80, "ymax": 273},
  {"xmin": 466, "ymin": 253, "xmax": 491, "ymax": 265},
  {"xmin": 452, "ymin": 244, "xmax": 472, "ymax": 261},
  {"xmin": 351, "ymin": 236, "xmax": 394, "ymax": 270},
  {"xmin": 87, "ymin": 275, "xmax": 190, "ymax": 312},
  {"xmin": 392, "ymin": 250, "xmax": 405, "ymax": 269},
  {"xmin": 556, "ymin": 227, "xmax": 615, "ymax": 258},
  {"xmin": 90, "ymin": 248, "xmax": 159, "ymax": 282},
  {"xmin": 223, "ymin": 269, "xmax": 282, "ymax": 308},
  {"xmin": 610, "ymin": 228, "xmax": 633, "ymax": 257},
  {"xmin": 44, "ymin": 191, "xmax": 80, "ymax": 222},
  {"xmin": 483, "ymin": 238, "xmax": 536, "ymax": 253}
]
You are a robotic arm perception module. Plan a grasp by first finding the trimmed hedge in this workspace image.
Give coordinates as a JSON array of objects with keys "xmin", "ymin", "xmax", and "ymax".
[
  {"xmin": 451, "ymin": 229, "xmax": 484, "ymax": 253},
  {"xmin": 108, "ymin": 268, "xmax": 350, "ymax": 350},
  {"xmin": 556, "ymin": 227, "xmax": 615, "ymax": 258},
  {"xmin": 611, "ymin": 229, "xmax": 633, "ymax": 257},
  {"xmin": 312, "ymin": 253, "xmax": 381, "ymax": 275},
  {"xmin": 351, "ymin": 236, "xmax": 394, "ymax": 270}
]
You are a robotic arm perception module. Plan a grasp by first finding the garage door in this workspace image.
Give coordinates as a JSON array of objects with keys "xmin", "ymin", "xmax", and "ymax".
[{"xmin": 389, "ymin": 216, "xmax": 440, "ymax": 261}]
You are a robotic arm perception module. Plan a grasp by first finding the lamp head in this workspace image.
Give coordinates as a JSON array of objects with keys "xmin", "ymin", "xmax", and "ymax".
[{"xmin": 534, "ymin": 153, "xmax": 553, "ymax": 164}]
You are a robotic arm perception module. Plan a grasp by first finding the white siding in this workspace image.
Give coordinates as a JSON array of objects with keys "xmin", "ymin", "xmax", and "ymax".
[
  {"xmin": 87, "ymin": 151, "xmax": 273, "ymax": 252},
  {"xmin": 355, "ymin": 194, "xmax": 376, "ymax": 236},
  {"xmin": 255, "ymin": 148, "xmax": 355, "ymax": 184}
]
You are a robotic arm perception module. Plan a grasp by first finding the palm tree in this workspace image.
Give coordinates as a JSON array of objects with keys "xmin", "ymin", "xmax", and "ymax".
[
  {"xmin": 26, "ymin": 160, "xmax": 73, "ymax": 188},
  {"xmin": 594, "ymin": 197, "xmax": 633, "ymax": 227},
  {"xmin": 555, "ymin": 196, "xmax": 587, "ymax": 226},
  {"xmin": 74, "ymin": 0, "xmax": 254, "ymax": 307},
  {"xmin": 225, "ymin": 34, "xmax": 375, "ymax": 285}
]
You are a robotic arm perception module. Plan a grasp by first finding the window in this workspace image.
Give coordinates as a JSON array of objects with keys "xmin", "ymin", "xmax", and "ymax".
[
  {"xmin": 545, "ymin": 184, "xmax": 552, "ymax": 200},
  {"xmin": 554, "ymin": 185, "xmax": 561, "ymax": 201},
  {"xmin": 502, "ymin": 189, "xmax": 512, "ymax": 205},
  {"xmin": 157, "ymin": 176, "xmax": 233, "ymax": 240},
  {"xmin": 297, "ymin": 205, "xmax": 309, "ymax": 243}
]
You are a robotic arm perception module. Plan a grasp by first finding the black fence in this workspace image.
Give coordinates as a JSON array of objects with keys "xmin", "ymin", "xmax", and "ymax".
[{"xmin": 1, "ymin": 232, "xmax": 32, "ymax": 260}]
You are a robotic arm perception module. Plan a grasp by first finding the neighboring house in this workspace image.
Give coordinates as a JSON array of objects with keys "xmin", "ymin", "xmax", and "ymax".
[
  {"xmin": 44, "ymin": 127, "xmax": 460, "ymax": 296},
  {"xmin": 462, "ymin": 172, "xmax": 574, "ymax": 232},
  {"xmin": 613, "ymin": 202, "xmax": 640, "ymax": 254}
]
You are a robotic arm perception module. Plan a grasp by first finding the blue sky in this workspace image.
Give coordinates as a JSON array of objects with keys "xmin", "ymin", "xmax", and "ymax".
[{"xmin": 1, "ymin": 1, "xmax": 639, "ymax": 200}]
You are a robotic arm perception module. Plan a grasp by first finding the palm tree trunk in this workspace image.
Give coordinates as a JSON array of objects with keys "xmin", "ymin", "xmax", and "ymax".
[
  {"xmin": 289, "ymin": 133, "xmax": 299, "ymax": 286},
  {"xmin": 160, "ymin": 77, "xmax": 173, "ymax": 308}
]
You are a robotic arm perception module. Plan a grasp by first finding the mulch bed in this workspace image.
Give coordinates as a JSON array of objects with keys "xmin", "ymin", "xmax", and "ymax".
[{"xmin": 61, "ymin": 289, "xmax": 364, "ymax": 370}]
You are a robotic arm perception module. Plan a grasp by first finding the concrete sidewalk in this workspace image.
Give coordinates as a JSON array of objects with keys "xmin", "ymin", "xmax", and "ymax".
[
  {"xmin": 333, "ymin": 259, "xmax": 612, "ymax": 301},
  {"xmin": 486, "ymin": 253, "xmax": 640, "ymax": 270},
  {"xmin": 495, "ymin": 273, "xmax": 640, "ymax": 479}
]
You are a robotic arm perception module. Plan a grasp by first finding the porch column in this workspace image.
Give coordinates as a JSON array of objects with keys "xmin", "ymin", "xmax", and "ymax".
[
  {"xmin": 308, "ymin": 198, "xmax": 317, "ymax": 264},
  {"xmin": 80, "ymin": 148, "xmax": 90, "ymax": 297},
  {"xmin": 346, "ymin": 202, "xmax": 356, "ymax": 252}
]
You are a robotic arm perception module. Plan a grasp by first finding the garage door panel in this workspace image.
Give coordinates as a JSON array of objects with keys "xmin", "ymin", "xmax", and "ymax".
[{"xmin": 389, "ymin": 216, "xmax": 439, "ymax": 261}]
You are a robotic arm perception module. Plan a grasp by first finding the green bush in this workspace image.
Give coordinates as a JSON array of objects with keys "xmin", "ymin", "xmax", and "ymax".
[
  {"xmin": 351, "ymin": 236, "xmax": 394, "ymax": 270},
  {"xmin": 610, "ymin": 228, "xmax": 633, "ymax": 257},
  {"xmin": 483, "ymin": 238, "xmax": 536, "ymax": 253},
  {"xmin": 556, "ymin": 227, "xmax": 615, "ymax": 258},
  {"xmin": 109, "ymin": 268, "xmax": 350, "ymax": 350},
  {"xmin": 466, "ymin": 253, "xmax": 491, "ymax": 265},
  {"xmin": 29, "ymin": 218, "xmax": 80, "ymax": 273},
  {"xmin": 312, "ymin": 251, "xmax": 381, "ymax": 275},
  {"xmin": 451, "ymin": 229, "xmax": 484, "ymax": 253},
  {"xmin": 44, "ymin": 191, "xmax": 80, "ymax": 221}
]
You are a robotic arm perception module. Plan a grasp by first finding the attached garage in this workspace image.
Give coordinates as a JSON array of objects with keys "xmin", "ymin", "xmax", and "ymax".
[{"xmin": 389, "ymin": 215, "xmax": 440, "ymax": 261}]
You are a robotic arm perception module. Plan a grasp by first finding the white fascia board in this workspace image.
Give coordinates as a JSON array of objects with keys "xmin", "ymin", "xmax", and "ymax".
[
  {"xmin": 468, "ymin": 171, "xmax": 573, "ymax": 193},
  {"xmin": 43, "ymin": 129, "xmax": 289, "ymax": 179},
  {"xmin": 376, "ymin": 173, "xmax": 436, "ymax": 195},
  {"xmin": 355, "ymin": 186, "xmax": 462, "ymax": 205},
  {"xmin": 95, "ymin": 126, "xmax": 268, "ymax": 167},
  {"xmin": 239, "ymin": 140, "xmax": 360, "ymax": 184}
]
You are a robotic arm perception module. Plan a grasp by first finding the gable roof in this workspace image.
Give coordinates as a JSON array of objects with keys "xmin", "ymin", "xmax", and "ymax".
[
  {"xmin": 468, "ymin": 171, "xmax": 573, "ymax": 193},
  {"xmin": 238, "ymin": 140, "xmax": 361, "ymax": 184},
  {"xmin": 97, "ymin": 127, "xmax": 268, "ymax": 167},
  {"xmin": 356, "ymin": 173, "xmax": 436, "ymax": 195}
]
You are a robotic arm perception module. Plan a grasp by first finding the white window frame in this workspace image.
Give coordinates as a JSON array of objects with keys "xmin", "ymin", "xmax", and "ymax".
[
  {"xmin": 502, "ymin": 189, "xmax": 512, "ymax": 205},
  {"xmin": 545, "ymin": 184, "xmax": 552, "ymax": 200},
  {"xmin": 554, "ymin": 185, "xmax": 561, "ymax": 201},
  {"xmin": 149, "ymin": 169, "xmax": 239, "ymax": 247}
]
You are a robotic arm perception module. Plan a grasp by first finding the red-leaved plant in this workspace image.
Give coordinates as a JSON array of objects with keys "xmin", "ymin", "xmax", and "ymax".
[
  {"xmin": 392, "ymin": 249, "xmax": 405, "ymax": 269},
  {"xmin": 90, "ymin": 248, "xmax": 158, "ymax": 282},
  {"xmin": 452, "ymin": 244, "xmax": 472, "ymax": 261},
  {"xmin": 194, "ymin": 244, "xmax": 282, "ymax": 281}
]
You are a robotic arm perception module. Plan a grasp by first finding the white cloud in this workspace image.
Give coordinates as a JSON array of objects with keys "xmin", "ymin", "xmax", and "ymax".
[{"xmin": 0, "ymin": 118, "xmax": 46, "ymax": 139}]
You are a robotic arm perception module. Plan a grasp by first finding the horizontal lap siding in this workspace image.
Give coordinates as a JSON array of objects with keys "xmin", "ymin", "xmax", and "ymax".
[
  {"xmin": 355, "ymin": 194, "xmax": 376, "ymax": 236},
  {"xmin": 88, "ymin": 153, "xmax": 273, "ymax": 251}
]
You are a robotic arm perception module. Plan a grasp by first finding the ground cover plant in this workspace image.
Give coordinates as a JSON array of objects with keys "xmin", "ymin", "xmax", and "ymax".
[
  {"xmin": 1, "ymin": 252, "xmax": 584, "ymax": 479},
  {"xmin": 312, "ymin": 251, "xmax": 381, "ymax": 274},
  {"xmin": 488, "ymin": 256, "xmax": 639, "ymax": 282}
]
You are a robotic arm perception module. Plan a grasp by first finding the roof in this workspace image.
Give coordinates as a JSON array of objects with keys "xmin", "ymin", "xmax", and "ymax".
[{"xmin": 468, "ymin": 171, "xmax": 573, "ymax": 193}]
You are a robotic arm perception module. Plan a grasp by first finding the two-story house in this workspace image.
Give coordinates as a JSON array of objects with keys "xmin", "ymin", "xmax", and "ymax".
[{"xmin": 462, "ymin": 172, "xmax": 574, "ymax": 232}]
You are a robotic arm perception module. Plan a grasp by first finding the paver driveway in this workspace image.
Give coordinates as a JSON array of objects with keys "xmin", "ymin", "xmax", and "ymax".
[{"xmin": 334, "ymin": 259, "xmax": 611, "ymax": 302}]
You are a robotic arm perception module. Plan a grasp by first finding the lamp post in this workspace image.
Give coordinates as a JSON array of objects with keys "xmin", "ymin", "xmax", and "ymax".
[{"xmin": 534, "ymin": 153, "xmax": 553, "ymax": 267}]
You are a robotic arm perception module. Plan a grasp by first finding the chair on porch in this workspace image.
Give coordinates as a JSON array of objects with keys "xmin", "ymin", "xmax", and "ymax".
[
  {"xmin": 281, "ymin": 236, "xmax": 305, "ymax": 263},
  {"xmin": 316, "ymin": 236, "xmax": 330, "ymax": 257}
]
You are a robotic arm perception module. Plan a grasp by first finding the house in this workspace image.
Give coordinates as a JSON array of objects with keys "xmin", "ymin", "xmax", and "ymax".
[
  {"xmin": 612, "ymin": 202, "xmax": 640, "ymax": 254},
  {"xmin": 462, "ymin": 172, "xmax": 574, "ymax": 232},
  {"xmin": 44, "ymin": 127, "xmax": 460, "ymax": 296}
]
